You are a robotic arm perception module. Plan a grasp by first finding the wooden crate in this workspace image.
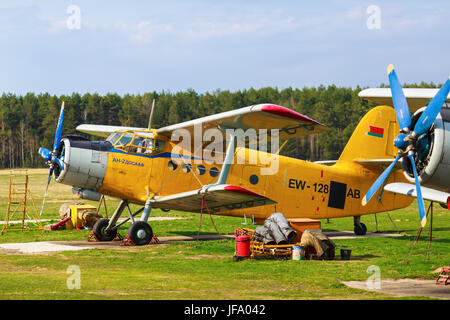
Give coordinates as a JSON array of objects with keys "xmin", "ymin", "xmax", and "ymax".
[{"xmin": 287, "ymin": 218, "xmax": 321, "ymax": 243}]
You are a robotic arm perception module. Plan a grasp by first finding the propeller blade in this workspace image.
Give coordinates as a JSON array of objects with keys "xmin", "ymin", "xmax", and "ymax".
[
  {"xmin": 408, "ymin": 154, "xmax": 427, "ymax": 228},
  {"xmin": 53, "ymin": 101, "xmax": 65, "ymax": 153},
  {"xmin": 413, "ymin": 77, "xmax": 450, "ymax": 136},
  {"xmin": 362, "ymin": 154, "xmax": 401, "ymax": 206},
  {"xmin": 38, "ymin": 168, "xmax": 53, "ymax": 217},
  {"xmin": 387, "ymin": 64, "xmax": 412, "ymax": 131},
  {"xmin": 38, "ymin": 147, "xmax": 52, "ymax": 162}
]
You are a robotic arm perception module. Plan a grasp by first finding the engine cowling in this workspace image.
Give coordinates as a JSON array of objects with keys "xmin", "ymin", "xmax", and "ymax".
[
  {"xmin": 53, "ymin": 137, "xmax": 111, "ymax": 191},
  {"xmin": 402, "ymin": 106, "xmax": 450, "ymax": 192}
]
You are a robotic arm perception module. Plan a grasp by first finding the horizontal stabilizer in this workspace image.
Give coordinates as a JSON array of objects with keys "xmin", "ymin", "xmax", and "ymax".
[
  {"xmin": 354, "ymin": 158, "xmax": 403, "ymax": 169},
  {"xmin": 314, "ymin": 158, "xmax": 403, "ymax": 169},
  {"xmin": 384, "ymin": 182, "xmax": 450, "ymax": 206},
  {"xmin": 314, "ymin": 160, "xmax": 338, "ymax": 165},
  {"xmin": 151, "ymin": 184, "xmax": 276, "ymax": 213}
]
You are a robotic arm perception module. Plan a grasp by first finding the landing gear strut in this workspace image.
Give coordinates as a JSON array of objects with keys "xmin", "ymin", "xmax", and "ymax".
[
  {"xmin": 353, "ymin": 216, "xmax": 367, "ymax": 236},
  {"xmin": 128, "ymin": 199, "xmax": 153, "ymax": 245},
  {"xmin": 92, "ymin": 199, "xmax": 153, "ymax": 245}
]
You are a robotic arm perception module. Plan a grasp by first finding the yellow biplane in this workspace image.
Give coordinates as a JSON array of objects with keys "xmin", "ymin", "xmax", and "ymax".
[{"xmin": 37, "ymin": 69, "xmax": 450, "ymax": 245}]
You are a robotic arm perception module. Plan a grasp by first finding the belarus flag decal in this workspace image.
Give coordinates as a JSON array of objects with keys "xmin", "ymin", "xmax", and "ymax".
[{"xmin": 366, "ymin": 125, "xmax": 384, "ymax": 138}]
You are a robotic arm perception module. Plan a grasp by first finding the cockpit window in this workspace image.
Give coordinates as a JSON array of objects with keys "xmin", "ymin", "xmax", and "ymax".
[
  {"xmin": 107, "ymin": 133, "xmax": 121, "ymax": 145},
  {"xmin": 115, "ymin": 133, "xmax": 134, "ymax": 147},
  {"xmin": 111, "ymin": 131, "xmax": 165, "ymax": 154}
]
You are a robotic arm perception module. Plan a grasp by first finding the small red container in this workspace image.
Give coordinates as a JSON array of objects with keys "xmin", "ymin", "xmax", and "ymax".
[{"xmin": 235, "ymin": 234, "xmax": 251, "ymax": 258}]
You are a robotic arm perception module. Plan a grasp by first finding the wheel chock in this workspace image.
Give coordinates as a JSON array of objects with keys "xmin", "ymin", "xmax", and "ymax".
[
  {"xmin": 120, "ymin": 234, "xmax": 160, "ymax": 246},
  {"xmin": 87, "ymin": 230, "xmax": 123, "ymax": 242}
]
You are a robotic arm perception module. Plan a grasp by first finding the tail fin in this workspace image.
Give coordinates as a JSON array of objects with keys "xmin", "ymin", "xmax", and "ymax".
[{"xmin": 337, "ymin": 105, "xmax": 399, "ymax": 164}]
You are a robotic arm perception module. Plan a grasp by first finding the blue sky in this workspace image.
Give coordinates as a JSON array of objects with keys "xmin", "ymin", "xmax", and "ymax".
[{"xmin": 0, "ymin": 0, "xmax": 449, "ymax": 95}]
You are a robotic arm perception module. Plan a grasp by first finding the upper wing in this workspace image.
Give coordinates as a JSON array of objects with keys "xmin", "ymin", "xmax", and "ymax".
[
  {"xmin": 151, "ymin": 184, "xmax": 276, "ymax": 213},
  {"xmin": 75, "ymin": 104, "xmax": 328, "ymax": 156},
  {"xmin": 359, "ymin": 88, "xmax": 450, "ymax": 112},
  {"xmin": 384, "ymin": 182, "xmax": 450, "ymax": 207},
  {"xmin": 156, "ymin": 104, "xmax": 329, "ymax": 142},
  {"xmin": 76, "ymin": 124, "xmax": 147, "ymax": 138}
]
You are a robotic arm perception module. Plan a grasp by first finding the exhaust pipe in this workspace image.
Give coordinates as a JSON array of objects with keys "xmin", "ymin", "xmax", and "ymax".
[{"xmin": 73, "ymin": 187, "xmax": 102, "ymax": 201}]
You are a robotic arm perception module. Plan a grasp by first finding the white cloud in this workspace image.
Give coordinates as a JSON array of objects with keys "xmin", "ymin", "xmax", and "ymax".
[
  {"xmin": 107, "ymin": 8, "xmax": 300, "ymax": 44},
  {"xmin": 344, "ymin": 6, "xmax": 365, "ymax": 20}
]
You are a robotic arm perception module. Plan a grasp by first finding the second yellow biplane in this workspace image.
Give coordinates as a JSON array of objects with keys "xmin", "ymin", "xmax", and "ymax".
[{"xmin": 37, "ymin": 73, "xmax": 448, "ymax": 245}]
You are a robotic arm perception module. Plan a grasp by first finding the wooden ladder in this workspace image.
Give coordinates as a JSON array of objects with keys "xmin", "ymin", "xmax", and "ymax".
[{"xmin": 1, "ymin": 171, "xmax": 42, "ymax": 234}]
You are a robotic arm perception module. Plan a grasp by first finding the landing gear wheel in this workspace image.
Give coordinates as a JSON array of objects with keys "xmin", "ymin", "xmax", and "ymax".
[
  {"xmin": 128, "ymin": 221, "xmax": 153, "ymax": 245},
  {"xmin": 93, "ymin": 218, "xmax": 117, "ymax": 241},
  {"xmin": 354, "ymin": 222, "xmax": 367, "ymax": 236}
]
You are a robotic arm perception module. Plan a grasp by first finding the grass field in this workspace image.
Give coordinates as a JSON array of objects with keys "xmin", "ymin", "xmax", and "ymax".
[{"xmin": 0, "ymin": 169, "xmax": 448, "ymax": 300}]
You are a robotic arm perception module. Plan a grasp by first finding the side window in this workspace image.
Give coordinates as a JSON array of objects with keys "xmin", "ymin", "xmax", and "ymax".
[
  {"xmin": 130, "ymin": 136, "xmax": 145, "ymax": 154},
  {"xmin": 143, "ymin": 138, "xmax": 153, "ymax": 154},
  {"xmin": 155, "ymin": 140, "xmax": 165, "ymax": 151}
]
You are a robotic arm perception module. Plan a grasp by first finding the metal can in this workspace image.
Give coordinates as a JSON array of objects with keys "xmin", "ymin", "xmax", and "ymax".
[{"xmin": 292, "ymin": 246, "xmax": 301, "ymax": 260}]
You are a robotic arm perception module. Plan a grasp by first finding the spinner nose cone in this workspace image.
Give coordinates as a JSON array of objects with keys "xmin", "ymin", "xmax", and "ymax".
[
  {"xmin": 394, "ymin": 133, "xmax": 407, "ymax": 150},
  {"xmin": 52, "ymin": 138, "xmax": 69, "ymax": 181}
]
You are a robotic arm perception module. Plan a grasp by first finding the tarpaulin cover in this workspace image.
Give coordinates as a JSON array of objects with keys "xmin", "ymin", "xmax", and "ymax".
[
  {"xmin": 254, "ymin": 213, "xmax": 297, "ymax": 245},
  {"xmin": 300, "ymin": 229, "xmax": 335, "ymax": 260},
  {"xmin": 254, "ymin": 226, "xmax": 276, "ymax": 245}
]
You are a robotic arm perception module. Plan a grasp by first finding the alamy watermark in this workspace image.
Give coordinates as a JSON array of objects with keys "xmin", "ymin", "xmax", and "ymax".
[
  {"xmin": 366, "ymin": 5, "xmax": 381, "ymax": 30},
  {"xmin": 170, "ymin": 126, "xmax": 280, "ymax": 175},
  {"xmin": 66, "ymin": 265, "xmax": 81, "ymax": 289},
  {"xmin": 66, "ymin": 5, "xmax": 81, "ymax": 30},
  {"xmin": 366, "ymin": 265, "xmax": 381, "ymax": 290}
]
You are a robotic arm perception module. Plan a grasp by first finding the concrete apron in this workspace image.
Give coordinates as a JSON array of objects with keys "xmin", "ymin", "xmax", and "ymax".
[{"xmin": 341, "ymin": 278, "xmax": 450, "ymax": 300}]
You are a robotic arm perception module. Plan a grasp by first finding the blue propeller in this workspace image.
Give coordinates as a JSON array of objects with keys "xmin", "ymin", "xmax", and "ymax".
[
  {"xmin": 38, "ymin": 101, "xmax": 65, "ymax": 216},
  {"xmin": 362, "ymin": 65, "xmax": 450, "ymax": 228},
  {"xmin": 413, "ymin": 78, "xmax": 450, "ymax": 136},
  {"xmin": 387, "ymin": 65, "xmax": 412, "ymax": 131},
  {"xmin": 361, "ymin": 154, "xmax": 401, "ymax": 207},
  {"xmin": 53, "ymin": 104, "xmax": 65, "ymax": 153}
]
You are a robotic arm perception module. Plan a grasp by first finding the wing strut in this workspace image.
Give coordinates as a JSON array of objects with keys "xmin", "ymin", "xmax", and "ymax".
[{"xmin": 216, "ymin": 131, "xmax": 237, "ymax": 185}]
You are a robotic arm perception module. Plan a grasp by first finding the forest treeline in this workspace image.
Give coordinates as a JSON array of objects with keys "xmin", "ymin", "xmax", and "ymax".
[{"xmin": 0, "ymin": 82, "xmax": 439, "ymax": 168}]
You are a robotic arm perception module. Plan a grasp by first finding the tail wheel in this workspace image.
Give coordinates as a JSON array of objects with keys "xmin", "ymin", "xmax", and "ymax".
[
  {"xmin": 128, "ymin": 221, "xmax": 153, "ymax": 245},
  {"xmin": 92, "ymin": 218, "xmax": 117, "ymax": 241}
]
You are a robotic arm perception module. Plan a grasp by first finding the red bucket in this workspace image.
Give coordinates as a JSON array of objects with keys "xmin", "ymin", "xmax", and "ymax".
[{"xmin": 235, "ymin": 234, "xmax": 251, "ymax": 258}]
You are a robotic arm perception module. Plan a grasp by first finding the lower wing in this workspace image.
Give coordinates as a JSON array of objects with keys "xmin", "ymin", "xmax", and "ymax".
[{"xmin": 151, "ymin": 184, "xmax": 276, "ymax": 213}]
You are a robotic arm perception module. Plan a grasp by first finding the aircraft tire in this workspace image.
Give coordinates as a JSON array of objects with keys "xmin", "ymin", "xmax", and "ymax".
[
  {"xmin": 128, "ymin": 221, "xmax": 153, "ymax": 245},
  {"xmin": 354, "ymin": 222, "xmax": 367, "ymax": 236},
  {"xmin": 92, "ymin": 218, "xmax": 117, "ymax": 241}
]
